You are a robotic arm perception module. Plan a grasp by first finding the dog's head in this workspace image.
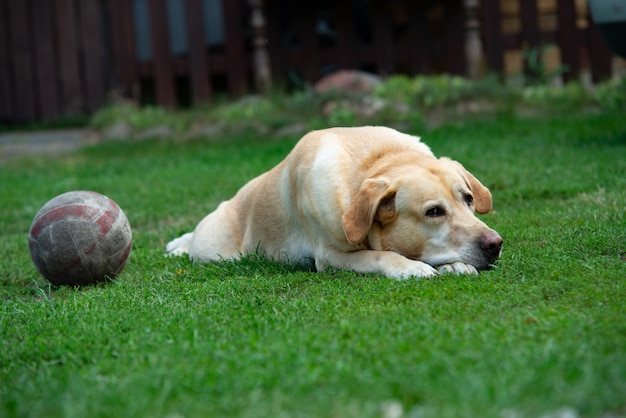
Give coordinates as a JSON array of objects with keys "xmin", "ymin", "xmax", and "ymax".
[{"xmin": 341, "ymin": 157, "xmax": 502, "ymax": 271}]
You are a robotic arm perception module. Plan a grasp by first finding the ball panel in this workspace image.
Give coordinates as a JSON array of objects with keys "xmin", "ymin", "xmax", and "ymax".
[
  {"xmin": 106, "ymin": 240, "xmax": 133, "ymax": 277},
  {"xmin": 30, "ymin": 204, "xmax": 102, "ymax": 238},
  {"xmin": 32, "ymin": 219, "xmax": 95, "ymax": 285},
  {"xmin": 28, "ymin": 236, "xmax": 50, "ymax": 281},
  {"xmin": 93, "ymin": 199, "xmax": 125, "ymax": 240},
  {"xmin": 99, "ymin": 212, "xmax": 132, "ymax": 271},
  {"xmin": 33, "ymin": 190, "xmax": 111, "ymax": 218}
]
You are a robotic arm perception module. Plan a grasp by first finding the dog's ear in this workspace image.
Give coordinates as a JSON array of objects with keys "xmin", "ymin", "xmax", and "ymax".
[
  {"xmin": 451, "ymin": 160, "xmax": 492, "ymax": 214},
  {"xmin": 342, "ymin": 179, "xmax": 397, "ymax": 244}
]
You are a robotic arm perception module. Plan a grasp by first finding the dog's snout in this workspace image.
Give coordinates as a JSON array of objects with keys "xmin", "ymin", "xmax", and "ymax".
[{"xmin": 480, "ymin": 230, "xmax": 503, "ymax": 258}]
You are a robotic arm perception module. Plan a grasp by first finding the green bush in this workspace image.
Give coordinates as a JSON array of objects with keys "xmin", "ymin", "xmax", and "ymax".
[
  {"xmin": 520, "ymin": 43, "xmax": 569, "ymax": 86},
  {"xmin": 374, "ymin": 75, "xmax": 476, "ymax": 108},
  {"xmin": 593, "ymin": 77, "xmax": 626, "ymax": 111},
  {"xmin": 521, "ymin": 82, "xmax": 587, "ymax": 107},
  {"xmin": 90, "ymin": 103, "xmax": 195, "ymax": 133},
  {"xmin": 85, "ymin": 74, "xmax": 625, "ymax": 137}
]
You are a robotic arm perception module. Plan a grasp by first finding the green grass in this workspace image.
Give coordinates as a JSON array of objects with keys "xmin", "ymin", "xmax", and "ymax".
[{"xmin": 1, "ymin": 109, "xmax": 625, "ymax": 418}]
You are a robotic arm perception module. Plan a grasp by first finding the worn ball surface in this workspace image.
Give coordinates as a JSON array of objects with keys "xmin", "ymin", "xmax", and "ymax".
[{"xmin": 28, "ymin": 191, "xmax": 132, "ymax": 286}]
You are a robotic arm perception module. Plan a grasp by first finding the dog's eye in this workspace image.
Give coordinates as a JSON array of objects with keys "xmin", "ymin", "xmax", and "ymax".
[
  {"xmin": 425, "ymin": 206, "xmax": 446, "ymax": 217},
  {"xmin": 464, "ymin": 194, "xmax": 474, "ymax": 206}
]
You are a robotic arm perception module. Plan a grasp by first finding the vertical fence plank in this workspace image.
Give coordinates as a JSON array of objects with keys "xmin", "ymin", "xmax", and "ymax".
[
  {"xmin": 185, "ymin": 0, "xmax": 212, "ymax": 103},
  {"xmin": 0, "ymin": 0, "xmax": 14, "ymax": 120},
  {"xmin": 222, "ymin": 0, "xmax": 248, "ymax": 95},
  {"xmin": 520, "ymin": 0, "xmax": 541, "ymax": 78},
  {"xmin": 7, "ymin": 0, "xmax": 36, "ymax": 121},
  {"xmin": 296, "ymin": 0, "xmax": 318, "ymax": 80},
  {"xmin": 109, "ymin": 0, "xmax": 138, "ymax": 95},
  {"xmin": 520, "ymin": 0, "xmax": 541, "ymax": 46},
  {"xmin": 407, "ymin": 1, "xmax": 431, "ymax": 74},
  {"xmin": 148, "ymin": 0, "xmax": 176, "ymax": 106},
  {"xmin": 334, "ymin": 1, "xmax": 356, "ymax": 70},
  {"xmin": 557, "ymin": 0, "xmax": 579, "ymax": 81},
  {"xmin": 56, "ymin": 0, "xmax": 83, "ymax": 114},
  {"xmin": 586, "ymin": 17, "xmax": 612, "ymax": 82},
  {"xmin": 371, "ymin": 1, "xmax": 394, "ymax": 75},
  {"xmin": 80, "ymin": 0, "xmax": 106, "ymax": 112},
  {"xmin": 264, "ymin": 0, "xmax": 283, "ymax": 80},
  {"xmin": 33, "ymin": 0, "xmax": 59, "ymax": 120},
  {"xmin": 444, "ymin": 0, "xmax": 466, "ymax": 75},
  {"xmin": 480, "ymin": 0, "xmax": 504, "ymax": 74}
]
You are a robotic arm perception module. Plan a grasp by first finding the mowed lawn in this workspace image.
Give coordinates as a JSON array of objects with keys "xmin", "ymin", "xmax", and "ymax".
[{"xmin": 1, "ymin": 111, "xmax": 625, "ymax": 418}]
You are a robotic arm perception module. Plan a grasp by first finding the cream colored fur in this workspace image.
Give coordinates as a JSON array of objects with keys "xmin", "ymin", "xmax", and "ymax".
[{"xmin": 166, "ymin": 126, "xmax": 502, "ymax": 279}]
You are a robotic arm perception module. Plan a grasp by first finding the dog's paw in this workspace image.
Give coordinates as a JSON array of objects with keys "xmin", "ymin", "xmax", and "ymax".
[
  {"xmin": 389, "ymin": 260, "xmax": 439, "ymax": 280},
  {"xmin": 437, "ymin": 262, "xmax": 478, "ymax": 275},
  {"xmin": 165, "ymin": 248, "xmax": 187, "ymax": 257},
  {"xmin": 165, "ymin": 233, "xmax": 193, "ymax": 257}
]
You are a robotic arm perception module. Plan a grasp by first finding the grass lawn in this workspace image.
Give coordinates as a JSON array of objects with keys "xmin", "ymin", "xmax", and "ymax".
[{"xmin": 1, "ymin": 109, "xmax": 625, "ymax": 417}]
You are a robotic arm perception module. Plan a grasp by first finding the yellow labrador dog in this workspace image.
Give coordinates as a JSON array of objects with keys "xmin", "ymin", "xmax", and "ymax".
[{"xmin": 166, "ymin": 126, "xmax": 502, "ymax": 279}]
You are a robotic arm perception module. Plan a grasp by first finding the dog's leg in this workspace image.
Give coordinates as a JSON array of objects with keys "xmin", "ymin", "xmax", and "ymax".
[
  {"xmin": 316, "ymin": 249, "xmax": 439, "ymax": 280},
  {"xmin": 165, "ymin": 232, "xmax": 193, "ymax": 256},
  {"xmin": 165, "ymin": 198, "xmax": 243, "ymax": 263},
  {"xmin": 186, "ymin": 201, "xmax": 244, "ymax": 263}
]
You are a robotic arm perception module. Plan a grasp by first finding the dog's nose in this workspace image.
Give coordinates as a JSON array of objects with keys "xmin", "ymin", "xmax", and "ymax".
[{"xmin": 480, "ymin": 230, "xmax": 503, "ymax": 259}]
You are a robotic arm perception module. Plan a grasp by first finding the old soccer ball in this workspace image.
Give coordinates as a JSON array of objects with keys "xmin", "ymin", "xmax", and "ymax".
[{"xmin": 28, "ymin": 191, "xmax": 132, "ymax": 286}]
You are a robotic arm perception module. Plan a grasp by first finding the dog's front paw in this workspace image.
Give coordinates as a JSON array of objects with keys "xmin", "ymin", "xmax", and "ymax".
[
  {"xmin": 437, "ymin": 262, "xmax": 478, "ymax": 275},
  {"xmin": 389, "ymin": 260, "xmax": 439, "ymax": 280}
]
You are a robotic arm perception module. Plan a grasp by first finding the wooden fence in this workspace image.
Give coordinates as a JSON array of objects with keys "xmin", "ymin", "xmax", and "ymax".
[
  {"xmin": 0, "ymin": 0, "xmax": 616, "ymax": 123},
  {"xmin": 0, "ymin": 0, "xmax": 111, "ymax": 123}
]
